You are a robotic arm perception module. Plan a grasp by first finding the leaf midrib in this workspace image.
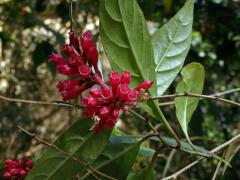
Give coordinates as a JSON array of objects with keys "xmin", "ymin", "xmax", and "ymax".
[{"xmin": 154, "ymin": 22, "xmax": 181, "ymax": 72}]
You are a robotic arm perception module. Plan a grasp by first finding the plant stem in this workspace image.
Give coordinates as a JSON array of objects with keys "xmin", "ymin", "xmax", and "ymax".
[
  {"xmin": 149, "ymin": 92, "xmax": 240, "ymax": 107},
  {"xmin": 68, "ymin": 0, "xmax": 74, "ymax": 31},
  {"xmin": 0, "ymin": 95, "xmax": 84, "ymax": 108},
  {"xmin": 161, "ymin": 133, "xmax": 240, "ymax": 180},
  {"xmin": 17, "ymin": 126, "xmax": 117, "ymax": 180}
]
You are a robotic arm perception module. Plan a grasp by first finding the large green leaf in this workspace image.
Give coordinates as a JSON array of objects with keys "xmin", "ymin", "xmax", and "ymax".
[
  {"xmin": 152, "ymin": 0, "xmax": 194, "ymax": 96},
  {"xmin": 175, "ymin": 62, "xmax": 205, "ymax": 145},
  {"xmin": 82, "ymin": 136, "xmax": 140, "ymax": 180},
  {"xmin": 26, "ymin": 118, "xmax": 111, "ymax": 180},
  {"xmin": 126, "ymin": 166, "xmax": 155, "ymax": 180},
  {"xmin": 99, "ymin": 0, "xmax": 162, "ymax": 121}
]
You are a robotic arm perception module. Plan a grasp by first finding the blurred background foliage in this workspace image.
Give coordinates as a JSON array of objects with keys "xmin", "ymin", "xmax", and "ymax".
[{"xmin": 0, "ymin": 0, "xmax": 240, "ymax": 179}]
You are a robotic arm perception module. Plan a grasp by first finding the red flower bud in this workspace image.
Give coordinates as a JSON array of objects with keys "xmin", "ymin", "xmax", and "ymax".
[
  {"xmin": 78, "ymin": 65, "xmax": 91, "ymax": 78},
  {"xmin": 87, "ymin": 44, "xmax": 98, "ymax": 66},
  {"xmin": 60, "ymin": 82, "xmax": 94, "ymax": 100},
  {"xmin": 110, "ymin": 72, "xmax": 121, "ymax": 94},
  {"xmin": 81, "ymin": 31, "xmax": 93, "ymax": 52},
  {"xmin": 25, "ymin": 160, "xmax": 33, "ymax": 168},
  {"xmin": 19, "ymin": 169, "xmax": 27, "ymax": 177},
  {"xmin": 9, "ymin": 168, "xmax": 20, "ymax": 176},
  {"xmin": 70, "ymin": 55, "xmax": 84, "ymax": 66},
  {"xmin": 3, "ymin": 172, "xmax": 11, "ymax": 179},
  {"xmin": 69, "ymin": 31, "xmax": 80, "ymax": 53},
  {"xmin": 57, "ymin": 64, "xmax": 79, "ymax": 76},
  {"xmin": 121, "ymin": 71, "xmax": 131, "ymax": 84},
  {"xmin": 101, "ymin": 88, "xmax": 113, "ymax": 101},
  {"xmin": 126, "ymin": 90, "xmax": 138, "ymax": 102},
  {"xmin": 105, "ymin": 117, "xmax": 117, "ymax": 128},
  {"xmin": 61, "ymin": 44, "xmax": 75, "ymax": 57},
  {"xmin": 99, "ymin": 106, "xmax": 111, "ymax": 118},
  {"xmin": 49, "ymin": 53, "xmax": 66, "ymax": 65},
  {"xmin": 95, "ymin": 119, "xmax": 106, "ymax": 134},
  {"xmin": 82, "ymin": 96, "xmax": 100, "ymax": 108},
  {"xmin": 84, "ymin": 107, "xmax": 98, "ymax": 117},
  {"xmin": 56, "ymin": 79, "xmax": 80, "ymax": 91},
  {"xmin": 134, "ymin": 80, "xmax": 154, "ymax": 91},
  {"xmin": 90, "ymin": 88, "xmax": 102, "ymax": 98},
  {"xmin": 117, "ymin": 84, "xmax": 130, "ymax": 100}
]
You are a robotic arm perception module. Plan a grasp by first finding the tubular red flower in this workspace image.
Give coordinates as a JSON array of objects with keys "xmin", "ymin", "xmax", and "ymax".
[
  {"xmin": 69, "ymin": 31, "xmax": 80, "ymax": 53},
  {"xmin": 61, "ymin": 82, "xmax": 94, "ymax": 101},
  {"xmin": 90, "ymin": 88, "xmax": 102, "ymax": 98},
  {"xmin": 81, "ymin": 31, "xmax": 93, "ymax": 52},
  {"xmin": 117, "ymin": 83, "xmax": 131, "ymax": 100},
  {"xmin": 49, "ymin": 53, "xmax": 67, "ymax": 65},
  {"xmin": 82, "ymin": 96, "xmax": 100, "ymax": 108},
  {"xmin": 61, "ymin": 44, "xmax": 76, "ymax": 57},
  {"xmin": 110, "ymin": 72, "xmax": 121, "ymax": 94},
  {"xmin": 134, "ymin": 80, "xmax": 154, "ymax": 91},
  {"xmin": 101, "ymin": 88, "xmax": 113, "ymax": 101},
  {"xmin": 3, "ymin": 158, "xmax": 33, "ymax": 180},
  {"xmin": 121, "ymin": 71, "xmax": 131, "ymax": 84},
  {"xmin": 78, "ymin": 65, "xmax": 91, "ymax": 78},
  {"xmin": 57, "ymin": 64, "xmax": 79, "ymax": 76}
]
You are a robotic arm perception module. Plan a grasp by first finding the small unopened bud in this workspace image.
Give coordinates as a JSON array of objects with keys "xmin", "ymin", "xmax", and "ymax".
[
  {"xmin": 117, "ymin": 84, "xmax": 130, "ymax": 100},
  {"xmin": 78, "ymin": 65, "xmax": 91, "ymax": 78},
  {"xmin": 134, "ymin": 80, "xmax": 154, "ymax": 91},
  {"xmin": 81, "ymin": 31, "xmax": 93, "ymax": 52},
  {"xmin": 121, "ymin": 71, "xmax": 131, "ymax": 84},
  {"xmin": 90, "ymin": 88, "xmax": 102, "ymax": 98}
]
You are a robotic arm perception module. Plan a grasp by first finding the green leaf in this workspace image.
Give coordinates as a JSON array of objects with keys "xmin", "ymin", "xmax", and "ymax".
[
  {"xmin": 152, "ymin": 0, "xmax": 194, "ymax": 96},
  {"xmin": 32, "ymin": 41, "xmax": 53, "ymax": 67},
  {"xmin": 126, "ymin": 166, "xmax": 155, "ymax": 180},
  {"xmin": 26, "ymin": 118, "xmax": 111, "ymax": 180},
  {"xmin": 82, "ymin": 136, "xmax": 140, "ymax": 180},
  {"xmin": 0, "ymin": 161, "xmax": 4, "ymax": 170},
  {"xmin": 99, "ymin": 0, "xmax": 162, "ymax": 120},
  {"xmin": 175, "ymin": 62, "xmax": 205, "ymax": 146},
  {"xmin": 221, "ymin": 141, "xmax": 240, "ymax": 177}
]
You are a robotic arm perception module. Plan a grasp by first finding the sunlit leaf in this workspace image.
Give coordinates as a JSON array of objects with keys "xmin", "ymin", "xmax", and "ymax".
[
  {"xmin": 152, "ymin": 0, "xmax": 194, "ymax": 95},
  {"xmin": 99, "ymin": 0, "xmax": 172, "ymax": 134}
]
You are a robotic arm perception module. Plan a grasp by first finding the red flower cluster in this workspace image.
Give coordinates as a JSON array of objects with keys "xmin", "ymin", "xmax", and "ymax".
[
  {"xmin": 49, "ymin": 31, "xmax": 101, "ymax": 100},
  {"xmin": 82, "ymin": 71, "xmax": 153, "ymax": 133},
  {"xmin": 50, "ymin": 31, "xmax": 154, "ymax": 133},
  {"xmin": 3, "ymin": 158, "xmax": 33, "ymax": 180}
]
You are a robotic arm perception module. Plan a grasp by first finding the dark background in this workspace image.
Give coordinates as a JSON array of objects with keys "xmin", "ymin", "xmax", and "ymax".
[{"xmin": 0, "ymin": 0, "xmax": 240, "ymax": 179}]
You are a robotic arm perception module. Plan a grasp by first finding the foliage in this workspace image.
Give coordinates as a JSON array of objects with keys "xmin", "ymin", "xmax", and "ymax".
[{"xmin": 0, "ymin": 0, "xmax": 240, "ymax": 179}]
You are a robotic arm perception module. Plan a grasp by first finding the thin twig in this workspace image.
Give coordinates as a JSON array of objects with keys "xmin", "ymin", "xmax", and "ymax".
[
  {"xmin": 150, "ymin": 144, "xmax": 165, "ymax": 165},
  {"xmin": 149, "ymin": 92, "xmax": 240, "ymax": 107},
  {"xmin": 162, "ymin": 150, "xmax": 176, "ymax": 178},
  {"xmin": 0, "ymin": 95, "xmax": 84, "ymax": 108},
  {"xmin": 68, "ymin": 0, "xmax": 74, "ymax": 31},
  {"xmin": 17, "ymin": 126, "xmax": 117, "ymax": 180},
  {"xmin": 161, "ymin": 133, "xmax": 240, "ymax": 180},
  {"xmin": 211, "ymin": 160, "xmax": 222, "ymax": 180},
  {"xmin": 212, "ymin": 88, "xmax": 240, "ymax": 97}
]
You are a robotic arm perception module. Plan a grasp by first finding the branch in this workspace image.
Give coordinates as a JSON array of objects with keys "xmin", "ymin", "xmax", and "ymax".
[
  {"xmin": 149, "ymin": 92, "xmax": 240, "ymax": 107},
  {"xmin": 161, "ymin": 133, "xmax": 240, "ymax": 180},
  {"xmin": 67, "ymin": 0, "xmax": 74, "ymax": 31},
  {"xmin": 0, "ymin": 95, "xmax": 85, "ymax": 108},
  {"xmin": 17, "ymin": 126, "xmax": 117, "ymax": 180}
]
